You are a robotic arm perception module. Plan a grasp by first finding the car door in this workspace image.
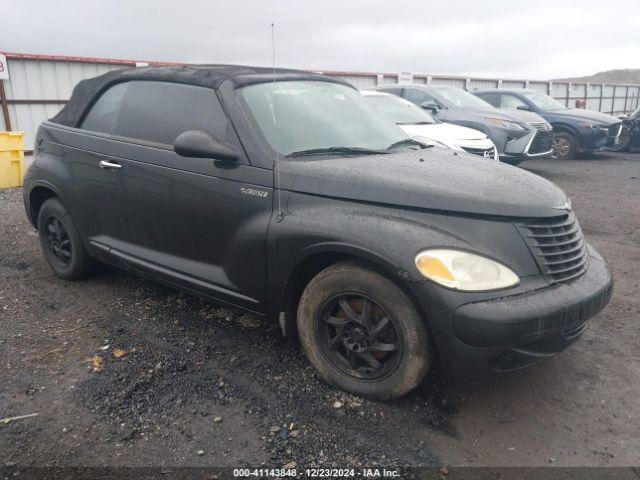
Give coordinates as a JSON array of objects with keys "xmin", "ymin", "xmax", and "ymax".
[
  {"xmin": 67, "ymin": 82, "xmax": 130, "ymax": 248},
  {"xmin": 86, "ymin": 81, "xmax": 273, "ymax": 312}
]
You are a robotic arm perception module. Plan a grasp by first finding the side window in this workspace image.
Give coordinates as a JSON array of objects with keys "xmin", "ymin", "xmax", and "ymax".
[
  {"xmin": 115, "ymin": 82, "xmax": 230, "ymax": 145},
  {"xmin": 500, "ymin": 94, "xmax": 528, "ymax": 109},
  {"xmin": 81, "ymin": 82, "xmax": 128, "ymax": 134},
  {"xmin": 477, "ymin": 92, "xmax": 499, "ymax": 107},
  {"xmin": 404, "ymin": 88, "xmax": 438, "ymax": 106},
  {"xmin": 82, "ymin": 81, "xmax": 233, "ymax": 147}
]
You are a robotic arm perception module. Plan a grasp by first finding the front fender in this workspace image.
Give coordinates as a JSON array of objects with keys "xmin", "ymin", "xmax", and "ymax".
[
  {"xmin": 297, "ymin": 242, "xmax": 407, "ymax": 283},
  {"xmin": 266, "ymin": 191, "xmax": 539, "ymax": 318},
  {"xmin": 550, "ymin": 121, "xmax": 581, "ymax": 139}
]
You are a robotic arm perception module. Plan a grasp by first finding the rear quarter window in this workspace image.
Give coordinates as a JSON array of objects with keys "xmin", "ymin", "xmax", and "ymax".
[
  {"xmin": 81, "ymin": 82, "xmax": 127, "ymax": 135},
  {"xmin": 81, "ymin": 81, "xmax": 232, "ymax": 147}
]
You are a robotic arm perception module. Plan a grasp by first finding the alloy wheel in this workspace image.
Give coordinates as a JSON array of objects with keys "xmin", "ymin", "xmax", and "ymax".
[
  {"xmin": 552, "ymin": 137, "xmax": 571, "ymax": 159},
  {"xmin": 45, "ymin": 216, "xmax": 72, "ymax": 265},
  {"xmin": 315, "ymin": 293, "xmax": 403, "ymax": 380}
]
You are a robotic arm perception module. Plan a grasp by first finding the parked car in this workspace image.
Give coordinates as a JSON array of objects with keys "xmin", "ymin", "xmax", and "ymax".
[
  {"xmin": 24, "ymin": 66, "xmax": 612, "ymax": 400},
  {"xmin": 610, "ymin": 106, "xmax": 640, "ymax": 152},
  {"xmin": 473, "ymin": 89, "xmax": 623, "ymax": 160},
  {"xmin": 361, "ymin": 90, "xmax": 498, "ymax": 160},
  {"xmin": 373, "ymin": 84, "xmax": 553, "ymax": 165}
]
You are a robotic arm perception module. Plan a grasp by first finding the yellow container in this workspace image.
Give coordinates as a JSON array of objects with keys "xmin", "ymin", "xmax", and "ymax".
[{"xmin": 0, "ymin": 132, "xmax": 25, "ymax": 188}]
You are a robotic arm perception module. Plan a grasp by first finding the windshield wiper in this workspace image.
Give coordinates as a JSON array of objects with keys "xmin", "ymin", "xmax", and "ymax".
[
  {"xmin": 286, "ymin": 146, "xmax": 390, "ymax": 158},
  {"xmin": 386, "ymin": 138, "xmax": 432, "ymax": 150}
]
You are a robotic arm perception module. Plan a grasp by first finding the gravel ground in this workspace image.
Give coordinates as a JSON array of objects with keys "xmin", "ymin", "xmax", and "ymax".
[{"xmin": 1, "ymin": 152, "xmax": 639, "ymax": 471}]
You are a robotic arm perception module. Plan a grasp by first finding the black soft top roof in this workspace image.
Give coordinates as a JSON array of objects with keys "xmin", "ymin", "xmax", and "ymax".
[{"xmin": 51, "ymin": 64, "xmax": 353, "ymax": 127}]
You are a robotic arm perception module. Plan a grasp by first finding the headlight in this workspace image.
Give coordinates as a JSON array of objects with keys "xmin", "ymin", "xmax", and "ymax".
[
  {"xmin": 414, "ymin": 249, "xmax": 520, "ymax": 291},
  {"xmin": 484, "ymin": 117, "xmax": 526, "ymax": 131},
  {"xmin": 577, "ymin": 122, "xmax": 606, "ymax": 129}
]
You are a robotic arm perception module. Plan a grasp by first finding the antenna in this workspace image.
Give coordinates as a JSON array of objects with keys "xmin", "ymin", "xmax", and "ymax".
[{"xmin": 272, "ymin": 22, "xmax": 284, "ymax": 222}]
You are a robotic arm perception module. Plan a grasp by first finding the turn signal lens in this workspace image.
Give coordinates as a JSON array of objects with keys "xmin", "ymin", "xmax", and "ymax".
[
  {"xmin": 415, "ymin": 249, "xmax": 520, "ymax": 291},
  {"xmin": 416, "ymin": 256, "xmax": 455, "ymax": 283}
]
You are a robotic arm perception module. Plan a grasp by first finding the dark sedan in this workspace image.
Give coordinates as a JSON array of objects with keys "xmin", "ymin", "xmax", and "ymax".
[{"xmin": 474, "ymin": 89, "xmax": 623, "ymax": 160}]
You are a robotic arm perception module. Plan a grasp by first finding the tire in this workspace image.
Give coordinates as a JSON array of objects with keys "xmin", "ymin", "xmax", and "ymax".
[
  {"xmin": 552, "ymin": 132, "xmax": 577, "ymax": 160},
  {"xmin": 37, "ymin": 197, "xmax": 95, "ymax": 280},
  {"xmin": 297, "ymin": 262, "xmax": 433, "ymax": 400}
]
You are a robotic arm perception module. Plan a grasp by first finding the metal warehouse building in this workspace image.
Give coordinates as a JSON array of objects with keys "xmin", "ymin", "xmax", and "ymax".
[{"xmin": 1, "ymin": 52, "xmax": 639, "ymax": 153}]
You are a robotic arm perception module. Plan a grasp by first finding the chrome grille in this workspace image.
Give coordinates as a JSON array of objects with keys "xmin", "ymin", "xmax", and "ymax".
[
  {"xmin": 517, "ymin": 212, "xmax": 589, "ymax": 283},
  {"xmin": 528, "ymin": 122, "xmax": 554, "ymax": 155}
]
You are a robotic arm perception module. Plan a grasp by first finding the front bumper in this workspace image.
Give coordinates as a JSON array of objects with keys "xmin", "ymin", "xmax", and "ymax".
[
  {"xmin": 499, "ymin": 127, "xmax": 553, "ymax": 161},
  {"xmin": 581, "ymin": 123, "xmax": 622, "ymax": 152},
  {"xmin": 411, "ymin": 246, "xmax": 612, "ymax": 383},
  {"xmin": 456, "ymin": 139, "xmax": 499, "ymax": 160}
]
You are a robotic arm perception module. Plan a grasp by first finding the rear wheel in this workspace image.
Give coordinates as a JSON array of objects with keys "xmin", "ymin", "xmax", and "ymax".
[
  {"xmin": 297, "ymin": 262, "xmax": 433, "ymax": 400},
  {"xmin": 37, "ymin": 198, "xmax": 95, "ymax": 280},
  {"xmin": 552, "ymin": 132, "xmax": 577, "ymax": 160}
]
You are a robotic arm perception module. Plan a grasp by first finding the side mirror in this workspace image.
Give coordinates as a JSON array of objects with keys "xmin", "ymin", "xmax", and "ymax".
[
  {"xmin": 421, "ymin": 100, "xmax": 440, "ymax": 113},
  {"xmin": 174, "ymin": 130, "xmax": 239, "ymax": 161},
  {"xmin": 517, "ymin": 105, "xmax": 532, "ymax": 112}
]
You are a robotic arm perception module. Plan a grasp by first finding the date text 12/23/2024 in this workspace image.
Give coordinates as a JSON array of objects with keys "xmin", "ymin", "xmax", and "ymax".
[{"xmin": 233, "ymin": 468, "xmax": 401, "ymax": 477}]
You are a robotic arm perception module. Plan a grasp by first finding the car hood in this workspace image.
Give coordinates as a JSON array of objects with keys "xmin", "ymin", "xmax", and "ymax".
[
  {"xmin": 279, "ymin": 148, "xmax": 568, "ymax": 218},
  {"xmin": 400, "ymin": 123, "xmax": 489, "ymax": 142},
  {"xmin": 547, "ymin": 108, "xmax": 620, "ymax": 125},
  {"xmin": 460, "ymin": 106, "xmax": 546, "ymax": 124}
]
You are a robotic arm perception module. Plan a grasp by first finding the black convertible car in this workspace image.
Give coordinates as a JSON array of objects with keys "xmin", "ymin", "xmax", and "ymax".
[{"xmin": 23, "ymin": 65, "xmax": 612, "ymax": 399}]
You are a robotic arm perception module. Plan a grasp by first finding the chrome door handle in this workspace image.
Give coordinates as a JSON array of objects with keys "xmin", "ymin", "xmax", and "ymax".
[{"xmin": 99, "ymin": 160, "xmax": 122, "ymax": 170}]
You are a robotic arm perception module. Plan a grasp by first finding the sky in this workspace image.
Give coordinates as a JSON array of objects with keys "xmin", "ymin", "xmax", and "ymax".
[{"xmin": 3, "ymin": 0, "xmax": 640, "ymax": 80}]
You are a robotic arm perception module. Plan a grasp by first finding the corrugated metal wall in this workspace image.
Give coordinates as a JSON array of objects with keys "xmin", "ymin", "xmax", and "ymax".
[
  {"xmin": 330, "ymin": 72, "xmax": 639, "ymax": 116},
  {"xmin": 323, "ymin": 70, "xmax": 639, "ymax": 117},
  {"xmin": 2, "ymin": 54, "xmax": 639, "ymax": 152}
]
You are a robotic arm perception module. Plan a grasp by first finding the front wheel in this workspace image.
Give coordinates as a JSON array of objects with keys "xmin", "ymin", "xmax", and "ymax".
[
  {"xmin": 552, "ymin": 132, "xmax": 577, "ymax": 160},
  {"xmin": 297, "ymin": 262, "xmax": 434, "ymax": 400}
]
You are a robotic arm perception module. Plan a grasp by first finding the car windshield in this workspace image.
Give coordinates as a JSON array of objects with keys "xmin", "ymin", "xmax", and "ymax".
[
  {"xmin": 239, "ymin": 81, "xmax": 408, "ymax": 156},
  {"xmin": 431, "ymin": 87, "xmax": 493, "ymax": 108},
  {"xmin": 523, "ymin": 91, "xmax": 566, "ymax": 111},
  {"xmin": 363, "ymin": 94, "xmax": 438, "ymax": 125}
]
